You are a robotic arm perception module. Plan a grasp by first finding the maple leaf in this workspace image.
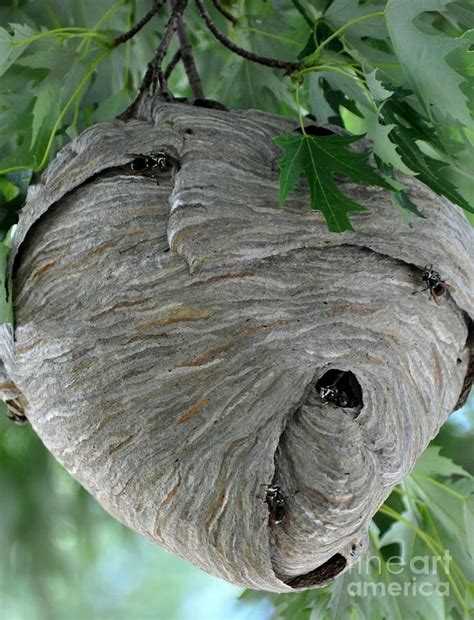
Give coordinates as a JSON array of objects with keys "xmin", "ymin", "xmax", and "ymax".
[
  {"xmin": 274, "ymin": 132, "xmax": 394, "ymax": 232},
  {"xmin": 381, "ymin": 101, "xmax": 474, "ymax": 214}
]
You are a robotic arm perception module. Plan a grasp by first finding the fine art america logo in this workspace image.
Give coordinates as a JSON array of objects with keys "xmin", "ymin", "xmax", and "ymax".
[{"xmin": 346, "ymin": 551, "xmax": 452, "ymax": 597}]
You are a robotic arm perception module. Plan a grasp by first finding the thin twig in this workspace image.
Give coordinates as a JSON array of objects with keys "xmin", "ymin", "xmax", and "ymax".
[
  {"xmin": 211, "ymin": 0, "xmax": 238, "ymax": 25},
  {"xmin": 195, "ymin": 0, "xmax": 301, "ymax": 72},
  {"xmin": 151, "ymin": 0, "xmax": 188, "ymax": 97},
  {"xmin": 174, "ymin": 2, "xmax": 204, "ymax": 98},
  {"xmin": 164, "ymin": 48, "xmax": 182, "ymax": 78},
  {"xmin": 114, "ymin": 0, "xmax": 167, "ymax": 46}
]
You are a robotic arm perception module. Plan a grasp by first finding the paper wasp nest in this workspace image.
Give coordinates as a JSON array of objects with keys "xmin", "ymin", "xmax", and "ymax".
[{"xmin": 0, "ymin": 103, "xmax": 472, "ymax": 592}]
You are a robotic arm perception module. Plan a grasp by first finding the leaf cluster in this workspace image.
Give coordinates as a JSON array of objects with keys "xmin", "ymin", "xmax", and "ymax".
[{"xmin": 285, "ymin": 0, "xmax": 474, "ymax": 229}]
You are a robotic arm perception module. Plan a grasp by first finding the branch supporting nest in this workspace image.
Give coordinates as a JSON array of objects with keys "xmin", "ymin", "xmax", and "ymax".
[
  {"xmin": 174, "ymin": 1, "xmax": 205, "ymax": 99},
  {"xmin": 117, "ymin": 0, "xmax": 303, "ymax": 120},
  {"xmin": 195, "ymin": 0, "xmax": 301, "ymax": 72},
  {"xmin": 149, "ymin": 0, "xmax": 189, "ymax": 98},
  {"xmin": 118, "ymin": 0, "xmax": 189, "ymax": 120}
]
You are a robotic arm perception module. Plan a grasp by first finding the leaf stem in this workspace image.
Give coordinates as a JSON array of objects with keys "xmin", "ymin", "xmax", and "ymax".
[
  {"xmin": 12, "ymin": 28, "xmax": 111, "ymax": 47},
  {"xmin": 304, "ymin": 11, "xmax": 385, "ymax": 65},
  {"xmin": 295, "ymin": 83, "xmax": 306, "ymax": 134},
  {"xmin": 77, "ymin": 0, "xmax": 126, "ymax": 54},
  {"xmin": 295, "ymin": 64, "xmax": 362, "ymax": 81}
]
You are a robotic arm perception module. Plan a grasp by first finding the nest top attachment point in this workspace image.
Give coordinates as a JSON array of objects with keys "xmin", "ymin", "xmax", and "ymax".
[{"xmin": 0, "ymin": 103, "xmax": 472, "ymax": 591}]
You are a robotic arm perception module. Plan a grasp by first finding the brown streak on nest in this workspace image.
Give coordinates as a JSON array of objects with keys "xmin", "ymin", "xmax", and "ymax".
[
  {"xmin": 137, "ymin": 307, "xmax": 215, "ymax": 331},
  {"xmin": 16, "ymin": 339, "xmax": 44, "ymax": 354},
  {"xmin": 160, "ymin": 475, "xmax": 182, "ymax": 508},
  {"xmin": 97, "ymin": 410, "xmax": 122, "ymax": 432},
  {"xmin": 88, "ymin": 242, "xmax": 115, "ymax": 257},
  {"xmin": 191, "ymin": 272, "xmax": 254, "ymax": 286},
  {"xmin": 179, "ymin": 395, "xmax": 211, "ymax": 423},
  {"xmin": 180, "ymin": 320, "xmax": 291, "ymax": 367},
  {"xmin": 89, "ymin": 298, "xmax": 152, "ymax": 322},
  {"xmin": 0, "ymin": 381, "xmax": 17, "ymax": 390},
  {"xmin": 28, "ymin": 261, "xmax": 56, "ymax": 283},
  {"xmin": 72, "ymin": 359, "xmax": 95, "ymax": 373},
  {"xmin": 180, "ymin": 341, "xmax": 235, "ymax": 367},
  {"xmin": 108, "ymin": 434, "xmax": 134, "ymax": 455}
]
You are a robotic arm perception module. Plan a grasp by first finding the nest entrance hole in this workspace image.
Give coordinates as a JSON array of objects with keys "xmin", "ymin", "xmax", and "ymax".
[
  {"xmin": 283, "ymin": 553, "xmax": 347, "ymax": 588},
  {"xmin": 316, "ymin": 369, "xmax": 363, "ymax": 412}
]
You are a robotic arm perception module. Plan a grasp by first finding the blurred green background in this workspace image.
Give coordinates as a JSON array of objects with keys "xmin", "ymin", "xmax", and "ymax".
[{"xmin": 1, "ymin": 395, "xmax": 472, "ymax": 620}]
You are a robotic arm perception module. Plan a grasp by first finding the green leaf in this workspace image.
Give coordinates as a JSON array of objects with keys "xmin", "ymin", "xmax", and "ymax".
[
  {"xmin": 274, "ymin": 132, "xmax": 393, "ymax": 232},
  {"xmin": 394, "ymin": 191, "xmax": 427, "ymax": 221},
  {"xmin": 0, "ymin": 178, "xmax": 19, "ymax": 202},
  {"xmin": 374, "ymin": 157, "xmax": 426, "ymax": 222},
  {"xmin": 366, "ymin": 69, "xmax": 392, "ymax": 102},
  {"xmin": 385, "ymin": 0, "xmax": 473, "ymax": 127},
  {"xmin": 0, "ymin": 23, "xmax": 35, "ymax": 77},
  {"xmin": 412, "ymin": 446, "xmax": 471, "ymax": 479},
  {"xmin": 308, "ymin": 72, "xmax": 362, "ymax": 125},
  {"xmin": 382, "ymin": 103, "xmax": 474, "ymax": 213},
  {"xmin": 31, "ymin": 80, "xmax": 57, "ymax": 147},
  {"xmin": 366, "ymin": 114, "xmax": 415, "ymax": 177}
]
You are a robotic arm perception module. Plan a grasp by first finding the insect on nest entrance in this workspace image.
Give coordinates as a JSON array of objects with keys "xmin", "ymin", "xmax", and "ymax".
[{"xmin": 316, "ymin": 369, "xmax": 363, "ymax": 412}]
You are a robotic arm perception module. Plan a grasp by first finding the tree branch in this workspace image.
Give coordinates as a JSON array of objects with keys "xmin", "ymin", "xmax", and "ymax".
[
  {"xmin": 195, "ymin": 0, "xmax": 301, "ymax": 72},
  {"xmin": 150, "ymin": 0, "xmax": 188, "ymax": 97},
  {"xmin": 114, "ymin": 0, "xmax": 167, "ymax": 46},
  {"xmin": 211, "ymin": 0, "xmax": 238, "ymax": 26},
  {"xmin": 175, "ymin": 10, "xmax": 205, "ymax": 98},
  {"xmin": 118, "ymin": 0, "xmax": 188, "ymax": 120}
]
